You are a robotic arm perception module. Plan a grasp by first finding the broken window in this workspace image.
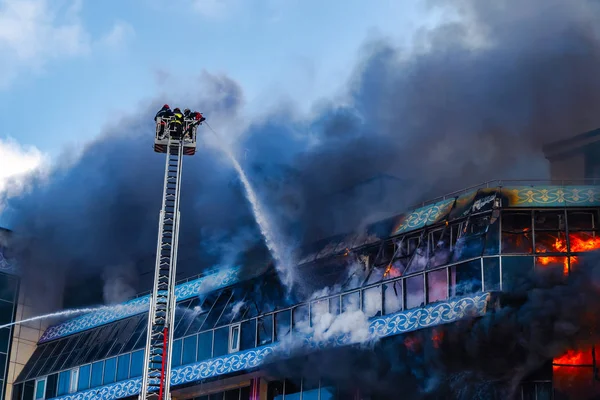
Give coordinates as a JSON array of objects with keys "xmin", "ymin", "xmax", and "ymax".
[
  {"xmin": 534, "ymin": 210, "xmax": 567, "ymax": 254},
  {"xmin": 501, "ymin": 211, "xmax": 533, "ymax": 254},
  {"xmin": 567, "ymin": 210, "xmax": 600, "ymax": 255}
]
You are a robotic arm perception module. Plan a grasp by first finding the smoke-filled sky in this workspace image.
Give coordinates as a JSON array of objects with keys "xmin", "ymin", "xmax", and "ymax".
[{"xmin": 2, "ymin": 0, "xmax": 600, "ymax": 309}]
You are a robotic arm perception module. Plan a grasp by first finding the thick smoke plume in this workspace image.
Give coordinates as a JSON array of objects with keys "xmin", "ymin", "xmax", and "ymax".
[
  {"xmin": 267, "ymin": 253, "xmax": 600, "ymax": 399},
  {"xmin": 3, "ymin": 0, "xmax": 600, "ymax": 310}
]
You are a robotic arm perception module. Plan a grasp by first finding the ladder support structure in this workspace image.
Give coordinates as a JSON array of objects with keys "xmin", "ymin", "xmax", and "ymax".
[{"xmin": 140, "ymin": 136, "xmax": 185, "ymax": 400}]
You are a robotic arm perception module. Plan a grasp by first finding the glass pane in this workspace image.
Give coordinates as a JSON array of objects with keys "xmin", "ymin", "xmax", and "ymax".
[
  {"xmin": 240, "ymin": 319, "xmax": 257, "ymax": 351},
  {"xmin": 116, "ymin": 353, "xmax": 130, "ymax": 381},
  {"xmin": 310, "ymin": 301, "xmax": 328, "ymax": 326},
  {"xmin": 230, "ymin": 325, "xmax": 240, "ymax": 352},
  {"xmin": 292, "ymin": 305, "xmax": 309, "ymax": 333},
  {"xmin": 328, "ymin": 297, "xmax": 340, "ymax": 316},
  {"xmin": 0, "ymin": 274, "xmax": 17, "ymax": 302},
  {"xmin": 35, "ymin": 379, "xmax": 45, "ymax": 400},
  {"xmin": 484, "ymin": 217, "xmax": 500, "ymax": 255},
  {"xmin": 501, "ymin": 256, "xmax": 534, "ymax": 291},
  {"xmin": 182, "ymin": 335, "xmax": 197, "ymax": 365},
  {"xmin": 129, "ymin": 350, "xmax": 144, "ymax": 378},
  {"xmin": 427, "ymin": 269, "xmax": 448, "ymax": 303},
  {"xmin": 57, "ymin": 370, "xmax": 70, "ymax": 396},
  {"xmin": 483, "ymin": 257, "xmax": 501, "ymax": 291},
  {"xmin": 567, "ymin": 210, "xmax": 596, "ymax": 230},
  {"xmin": 536, "ymin": 256, "xmax": 569, "ymax": 276},
  {"xmin": 24, "ymin": 380, "xmax": 35, "ymax": 400},
  {"xmin": 45, "ymin": 373, "xmax": 57, "ymax": 398},
  {"xmin": 197, "ymin": 331, "xmax": 213, "ymax": 361},
  {"xmin": 341, "ymin": 292, "xmax": 360, "ymax": 313},
  {"xmin": 362, "ymin": 286, "xmax": 382, "ymax": 318},
  {"xmin": 535, "ymin": 210, "xmax": 565, "ymax": 230},
  {"xmin": 275, "ymin": 310, "xmax": 291, "ymax": 341},
  {"xmin": 501, "ymin": 212, "xmax": 532, "ymax": 253},
  {"xmin": 0, "ymin": 300, "xmax": 14, "ymax": 325},
  {"xmin": 90, "ymin": 361, "xmax": 103, "ymax": 388},
  {"xmin": 257, "ymin": 315, "xmax": 273, "ymax": 346},
  {"xmin": 383, "ymin": 281, "xmax": 402, "ymax": 314},
  {"xmin": 213, "ymin": 327, "xmax": 229, "ymax": 357},
  {"xmin": 171, "ymin": 339, "xmax": 182, "ymax": 368},
  {"xmin": 284, "ymin": 379, "xmax": 301, "ymax": 399},
  {"xmin": 450, "ymin": 260, "xmax": 482, "ymax": 297},
  {"xmin": 103, "ymin": 357, "xmax": 117, "ymax": 385},
  {"xmin": 77, "ymin": 364, "xmax": 91, "ymax": 391},
  {"xmin": 405, "ymin": 275, "xmax": 424, "ymax": 309}
]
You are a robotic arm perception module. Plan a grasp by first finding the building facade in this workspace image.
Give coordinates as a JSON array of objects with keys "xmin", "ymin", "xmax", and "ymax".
[{"xmin": 7, "ymin": 182, "xmax": 600, "ymax": 400}]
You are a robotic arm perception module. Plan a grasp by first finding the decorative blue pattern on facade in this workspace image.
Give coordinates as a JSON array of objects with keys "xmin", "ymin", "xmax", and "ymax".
[
  {"xmin": 50, "ymin": 293, "xmax": 490, "ymax": 400},
  {"xmin": 39, "ymin": 266, "xmax": 243, "ymax": 343}
]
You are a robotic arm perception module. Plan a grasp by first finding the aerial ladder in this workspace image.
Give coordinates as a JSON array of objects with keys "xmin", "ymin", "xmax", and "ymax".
[{"xmin": 139, "ymin": 116, "xmax": 199, "ymax": 400}]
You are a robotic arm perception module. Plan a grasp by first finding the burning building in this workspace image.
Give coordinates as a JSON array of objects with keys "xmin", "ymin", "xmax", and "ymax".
[{"xmin": 5, "ymin": 177, "xmax": 600, "ymax": 400}]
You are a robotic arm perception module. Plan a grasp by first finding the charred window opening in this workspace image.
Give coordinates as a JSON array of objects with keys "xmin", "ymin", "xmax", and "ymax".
[
  {"xmin": 451, "ymin": 215, "xmax": 490, "ymax": 262},
  {"xmin": 406, "ymin": 234, "xmax": 428, "ymax": 274},
  {"xmin": 534, "ymin": 210, "xmax": 567, "ymax": 254},
  {"xmin": 450, "ymin": 260, "xmax": 482, "ymax": 297},
  {"xmin": 501, "ymin": 211, "xmax": 533, "ymax": 254},
  {"xmin": 362, "ymin": 286, "xmax": 382, "ymax": 318},
  {"xmin": 484, "ymin": 216, "xmax": 500, "ymax": 255},
  {"xmin": 240, "ymin": 317, "xmax": 256, "ymax": 350},
  {"xmin": 429, "ymin": 227, "xmax": 451, "ymax": 268}
]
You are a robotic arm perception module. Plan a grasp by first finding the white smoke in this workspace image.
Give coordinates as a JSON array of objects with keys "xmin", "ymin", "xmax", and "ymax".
[{"xmin": 102, "ymin": 264, "xmax": 137, "ymax": 304}]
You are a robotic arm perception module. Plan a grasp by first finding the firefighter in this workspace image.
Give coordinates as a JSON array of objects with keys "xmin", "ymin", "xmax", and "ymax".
[
  {"xmin": 154, "ymin": 104, "xmax": 172, "ymax": 138},
  {"xmin": 183, "ymin": 109, "xmax": 206, "ymax": 141},
  {"xmin": 169, "ymin": 107, "xmax": 184, "ymax": 138}
]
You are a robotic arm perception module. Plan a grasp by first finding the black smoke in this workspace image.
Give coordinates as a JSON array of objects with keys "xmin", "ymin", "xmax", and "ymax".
[
  {"xmin": 3, "ymin": 0, "xmax": 600, "ymax": 310},
  {"xmin": 265, "ymin": 253, "xmax": 600, "ymax": 399}
]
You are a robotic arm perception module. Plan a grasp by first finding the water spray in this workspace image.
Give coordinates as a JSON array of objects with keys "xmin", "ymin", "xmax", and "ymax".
[
  {"xmin": 204, "ymin": 122, "xmax": 295, "ymax": 289},
  {"xmin": 0, "ymin": 303, "xmax": 148, "ymax": 330}
]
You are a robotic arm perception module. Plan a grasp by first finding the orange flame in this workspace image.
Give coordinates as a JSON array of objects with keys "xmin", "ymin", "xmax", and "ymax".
[
  {"xmin": 553, "ymin": 349, "xmax": 590, "ymax": 367},
  {"xmin": 538, "ymin": 233, "xmax": 600, "ymax": 275}
]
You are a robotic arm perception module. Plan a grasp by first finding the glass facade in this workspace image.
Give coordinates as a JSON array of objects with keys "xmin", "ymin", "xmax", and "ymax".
[
  {"xmin": 0, "ymin": 270, "xmax": 19, "ymax": 398},
  {"xmin": 11, "ymin": 206, "xmax": 600, "ymax": 399}
]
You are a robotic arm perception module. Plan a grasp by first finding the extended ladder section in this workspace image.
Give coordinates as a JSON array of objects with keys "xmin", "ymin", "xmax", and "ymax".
[{"xmin": 140, "ymin": 137, "xmax": 185, "ymax": 400}]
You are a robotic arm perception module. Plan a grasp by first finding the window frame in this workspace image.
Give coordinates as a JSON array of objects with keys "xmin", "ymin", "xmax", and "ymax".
[
  {"xmin": 34, "ymin": 376, "xmax": 47, "ymax": 400},
  {"xmin": 229, "ymin": 324, "xmax": 241, "ymax": 353}
]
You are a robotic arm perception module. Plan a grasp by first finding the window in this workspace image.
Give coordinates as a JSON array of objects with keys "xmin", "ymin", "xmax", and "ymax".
[
  {"xmin": 240, "ymin": 319, "xmax": 257, "ymax": 351},
  {"xmin": 341, "ymin": 292, "xmax": 360, "ymax": 313},
  {"xmin": 69, "ymin": 369, "xmax": 78, "ymax": 393},
  {"xmin": 383, "ymin": 281, "xmax": 402, "ymax": 314},
  {"xmin": 103, "ymin": 357, "xmax": 116, "ymax": 385},
  {"xmin": 427, "ymin": 269, "xmax": 448, "ymax": 303},
  {"xmin": 534, "ymin": 211, "xmax": 567, "ymax": 254},
  {"xmin": 116, "ymin": 353, "xmax": 130, "ymax": 381},
  {"xmin": 229, "ymin": 324, "xmax": 241, "ymax": 353},
  {"xmin": 34, "ymin": 377, "xmax": 46, "ymax": 400},
  {"xmin": 170, "ymin": 339, "xmax": 182, "ymax": 368},
  {"xmin": 501, "ymin": 256, "xmax": 534, "ymax": 291},
  {"xmin": 362, "ymin": 286, "xmax": 382, "ymax": 318},
  {"xmin": 182, "ymin": 335, "xmax": 197, "ymax": 364},
  {"xmin": 77, "ymin": 365, "xmax": 91, "ymax": 391},
  {"xmin": 56, "ymin": 370, "xmax": 70, "ymax": 396},
  {"xmin": 90, "ymin": 361, "xmax": 103, "ymax": 388},
  {"xmin": 197, "ymin": 331, "xmax": 213, "ymax": 361},
  {"xmin": 501, "ymin": 211, "xmax": 533, "ymax": 253},
  {"xmin": 450, "ymin": 260, "xmax": 482, "ymax": 297},
  {"xmin": 292, "ymin": 305, "xmax": 309, "ymax": 333},
  {"xmin": 406, "ymin": 275, "xmax": 425, "ymax": 309},
  {"xmin": 275, "ymin": 310, "xmax": 291, "ymax": 341},
  {"xmin": 129, "ymin": 350, "xmax": 144, "ymax": 378},
  {"xmin": 213, "ymin": 327, "xmax": 229, "ymax": 357},
  {"xmin": 483, "ymin": 257, "xmax": 501, "ymax": 291},
  {"xmin": 257, "ymin": 316, "xmax": 273, "ymax": 346}
]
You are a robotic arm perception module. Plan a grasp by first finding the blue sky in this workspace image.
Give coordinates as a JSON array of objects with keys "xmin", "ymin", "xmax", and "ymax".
[{"xmin": 0, "ymin": 0, "xmax": 436, "ymax": 153}]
